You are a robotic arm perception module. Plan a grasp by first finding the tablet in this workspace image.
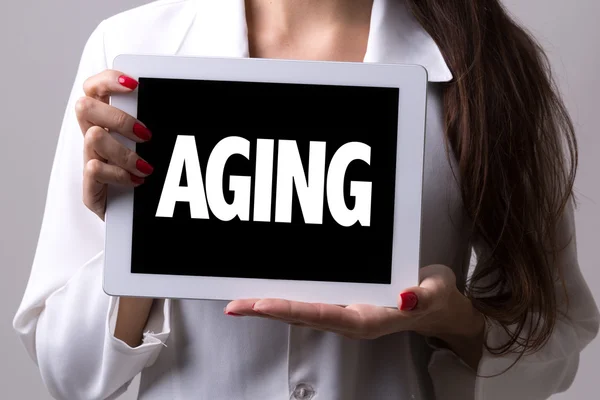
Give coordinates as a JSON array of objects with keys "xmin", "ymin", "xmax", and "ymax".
[{"xmin": 104, "ymin": 54, "xmax": 428, "ymax": 307}]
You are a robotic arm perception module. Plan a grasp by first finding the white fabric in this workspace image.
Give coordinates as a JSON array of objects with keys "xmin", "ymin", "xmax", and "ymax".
[{"xmin": 13, "ymin": 0, "xmax": 599, "ymax": 399}]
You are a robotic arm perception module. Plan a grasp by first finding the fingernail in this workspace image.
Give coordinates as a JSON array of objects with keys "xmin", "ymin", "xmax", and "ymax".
[
  {"xmin": 136, "ymin": 159, "xmax": 154, "ymax": 175},
  {"xmin": 133, "ymin": 123, "xmax": 152, "ymax": 141},
  {"xmin": 130, "ymin": 174, "xmax": 144, "ymax": 185},
  {"xmin": 118, "ymin": 75, "xmax": 138, "ymax": 90},
  {"xmin": 226, "ymin": 312, "xmax": 243, "ymax": 316},
  {"xmin": 400, "ymin": 292, "xmax": 418, "ymax": 311}
]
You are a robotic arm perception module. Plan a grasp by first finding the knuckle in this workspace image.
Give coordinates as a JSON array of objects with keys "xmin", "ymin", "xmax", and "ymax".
[
  {"xmin": 84, "ymin": 159, "xmax": 103, "ymax": 179},
  {"xmin": 116, "ymin": 168, "xmax": 131, "ymax": 184},
  {"xmin": 82, "ymin": 77, "xmax": 94, "ymax": 96},
  {"xmin": 119, "ymin": 148, "xmax": 135, "ymax": 168},
  {"xmin": 85, "ymin": 126, "xmax": 105, "ymax": 146},
  {"xmin": 75, "ymin": 96, "xmax": 93, "ymax": 116},
  {"xmin": 313, "ymin": 304, "xmax": 327, "ymax": 324},
  {"xmin": 112, "ymin": 110, "xmax": 129, "ymax": 130}
]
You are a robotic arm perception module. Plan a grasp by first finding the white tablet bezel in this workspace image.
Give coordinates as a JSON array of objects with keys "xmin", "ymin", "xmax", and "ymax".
[{"xmin": 104, "ymin": 54, "xmax": 428, "ymax": 307}]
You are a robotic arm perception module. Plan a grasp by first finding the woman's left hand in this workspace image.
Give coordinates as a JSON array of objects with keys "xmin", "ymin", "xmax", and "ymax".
[{"xmin": 225, "ymin": 264, "xmax": 484, "ymax": 344}]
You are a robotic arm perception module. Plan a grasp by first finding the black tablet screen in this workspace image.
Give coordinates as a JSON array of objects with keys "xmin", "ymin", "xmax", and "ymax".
[{"xmin": 132, "ymin": 77, "xmax": 398, "ymax": 284}]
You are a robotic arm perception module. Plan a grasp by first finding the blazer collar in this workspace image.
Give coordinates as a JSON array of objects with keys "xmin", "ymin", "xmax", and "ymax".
[{"xmin": 183, "ymin": 0, "xmax": 452, "ymax": 82}]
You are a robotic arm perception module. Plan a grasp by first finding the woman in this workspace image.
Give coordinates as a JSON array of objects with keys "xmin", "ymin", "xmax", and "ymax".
[{"xmin": 13, "ymin": 0, "xmax": 600, "ymax": 399}]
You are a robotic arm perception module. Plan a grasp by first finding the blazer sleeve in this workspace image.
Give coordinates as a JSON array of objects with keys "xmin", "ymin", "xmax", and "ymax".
[
  {"xmin": 427, "ymin": 201, "xmax": 600, "ymax": 399},
  {"xmin": 12, "ymin": 21, "xmax": 171, "ymax": 400}
]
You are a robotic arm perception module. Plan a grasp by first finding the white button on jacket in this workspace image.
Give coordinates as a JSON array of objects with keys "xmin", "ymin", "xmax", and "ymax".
[{"xmin": 13, "ymin": 0, "xmax": 600, "ymax": 399}]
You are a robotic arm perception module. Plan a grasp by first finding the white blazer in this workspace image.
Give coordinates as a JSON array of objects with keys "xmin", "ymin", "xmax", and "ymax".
[{"xmin": 13, "ymin": 0, "xmax": 600, "ymax": 399}]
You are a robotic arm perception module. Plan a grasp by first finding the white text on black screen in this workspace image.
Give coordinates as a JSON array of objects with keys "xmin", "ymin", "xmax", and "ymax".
[{"xmin": 155, "ymin": 135, "xmax": 373, "ymax": 227}]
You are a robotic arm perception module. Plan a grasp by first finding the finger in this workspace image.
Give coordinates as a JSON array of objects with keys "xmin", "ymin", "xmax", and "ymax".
[
  {"xmin": 83, "ymin": 159, "xmax": 143, "ymax": 219},
  {"xmin": 398, "ymin": 281, "xmax": 445, "ymax": 313},
  {"xmin": 83, "ymin": 70, "xmax": 138, "ymax": 101},
  {"xmin": 397, "ymin": 288, "xmax": 427, "ymax": 312},
  {"xmin": 224, "ymin": 301, "xmax": 352, "ymax": 335},
  {"xmin": 84, "ymin": 126, "xmax": 107, "ymax": 166},
  {"xmin": 83, "ymin": 125, "xmax": 107, "ymax": 166},
  {"xmin": 84, "ymin": 126, "xmax": 154, "ymax": 177},
  {"xmin": 397, "ymin": 265, "xmax": 457, "ymax": 312},
  {"xmin": 84, "ymin": 158, "xmax": 144, "ymax": 187},
  {"xmin": 77, "ymin": 70, "xmax": 139, "ymax": 135},
  {"xmin": 419, "ymin": 264, "xmax": 456, "ymax": 289},
  {"xmin": 224, "ymin": 298, "xmax": 262, "ymax": 316},
  {"xmin": 225, "ymin": 300, "xmax": 386, "ymax": 339},
  {"xmin": 75, "ymin": 96, "xmax": 151, "ymax": 142},
  {"xmin": 252, "ymin": 299, "xmax": 365, "ymax": 332},
  {"xmin": 225, "ymin": 299, "xmax": 349, "ymax": 326},
  {"xmin": 82, "ymin": 167, "xmax": 107, "ymax": 220}
]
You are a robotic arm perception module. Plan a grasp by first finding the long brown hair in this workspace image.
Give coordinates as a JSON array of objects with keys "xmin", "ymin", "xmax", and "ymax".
[{"xmin": 405, "ymin": 0, "xmax": 578, "ymax": 358}]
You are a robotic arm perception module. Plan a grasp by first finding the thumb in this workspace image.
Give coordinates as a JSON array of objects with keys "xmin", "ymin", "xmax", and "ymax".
[
  {"xmin": 397, "ymin": 286, "xmax": 431, "ymax": 312},
  {"xmin": 398, "ymin": 265, "xmax": 454, "ymax": 311}
]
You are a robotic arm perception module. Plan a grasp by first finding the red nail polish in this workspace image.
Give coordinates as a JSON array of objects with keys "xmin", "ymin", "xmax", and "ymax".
[
  {"xmin": 118, "ymin": 75, "xmax": 138, "ymax": 90},
  {"xmin": 133, "ymin": 123, "xmax": 152, "ymax": 141},
  {"xmin": 226, "ymin": 312, "xmax": 242, "ymax": 316},
  {"xmin": 400, "ymin": 292, "xmax": 418, "ymax": 311},
  {"xmin": 130, "ymin": 174, "xmax": 144, "ymax": 185},
  {"xmin": 136, "ymin": 159, "xmax": 154, "ymax": 175}
]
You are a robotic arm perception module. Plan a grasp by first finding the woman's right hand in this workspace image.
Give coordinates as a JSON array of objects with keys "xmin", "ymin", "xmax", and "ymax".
[
  {"xmin": 75, "ymin": 70, "xmax": 154, "ymax": 220},
  {"xmin": 76, "ymin": 71, "xmax": 157, "ymax": 348}
]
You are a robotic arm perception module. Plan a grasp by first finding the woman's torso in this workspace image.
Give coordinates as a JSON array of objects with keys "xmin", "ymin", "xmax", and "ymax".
[{"xmin": 104, "ymin": 1, "xmax": 471, "ymax": 399}]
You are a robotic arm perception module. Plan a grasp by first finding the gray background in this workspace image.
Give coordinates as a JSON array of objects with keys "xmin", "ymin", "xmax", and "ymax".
[{"xmin": 1, "ymin": 1, "xmax": 598, "ymax": 399}]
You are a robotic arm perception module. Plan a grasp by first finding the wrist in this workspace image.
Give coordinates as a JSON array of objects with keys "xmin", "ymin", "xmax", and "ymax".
[{"xmin": 115, "ymin": 297, "xmax": 155, "ymax": 347}]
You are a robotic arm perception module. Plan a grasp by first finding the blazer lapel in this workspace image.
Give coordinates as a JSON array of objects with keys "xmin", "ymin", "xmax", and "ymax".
[
  {"xmin": 104, "ymin": 1, "xmax": 197, "ymax": 66},
  {"xmin": 365, "ymin": 0, "xmax": 453, "ymax": 82}
]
